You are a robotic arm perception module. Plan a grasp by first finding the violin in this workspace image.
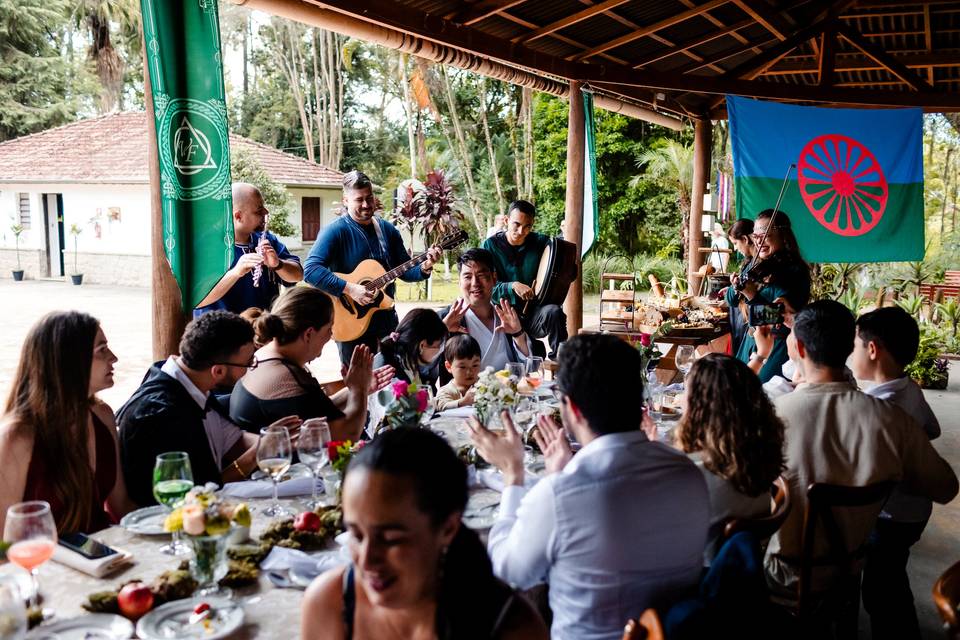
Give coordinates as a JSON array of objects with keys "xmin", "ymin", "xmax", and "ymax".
[{"xmin": 735, "ymin": 251, "xmax": 792, "ymax": 292}]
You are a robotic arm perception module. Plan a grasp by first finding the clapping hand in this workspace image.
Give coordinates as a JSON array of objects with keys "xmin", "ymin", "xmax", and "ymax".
[
  {"xmin": 467, "ymin": 412, "xmax": 525, "ymax": 486},
  {"xmin": 369, "ymin": 365, "xmax": 395, "ymax": 394},
  {"xmin": 493, "ymin": 299, "xmax": 522, "ymax": 336},
  {"xmin": 267, "ymin": 415, "xmax": 302, "ymax": 443},
  {"xmin": 443, "ymin": 298, "xmax": 470, "ymax": 333},
  {"xmin": 532, "ymin": 414, "xmax": 573, "ymax": 475},
  {"xmin": 343, "ymin": 345, "xmax": 374, "ymax": 394}
]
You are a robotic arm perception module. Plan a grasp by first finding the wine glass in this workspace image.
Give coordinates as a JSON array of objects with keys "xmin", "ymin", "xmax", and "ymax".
[
  {"xmin": 506, "ymin": 362, "xmax": 525, "ymax": 381},
  {"xmin": 258, "ymin": 425, "xmax": 293, "ymax": 518},
  {"xmin": 297, "ymin": 419, "xmax": 331, "ymax": 510},
  {"xmin": 525, "ymin": 357, "xmax": 544, "ymax": 389},
  {"xmin": 3, "ymin": 502, "xmax": 56, "ymax": 614},
  {"xmin": 675, "ymin": 345, "xmax": 696, "ymax": 379},
  {"xmin": 512, "ymin": 394, "xmax": 540, "ymax": 438},
  {"xmin": 153, "ymin": 452, "xmax": 194, "ymax": 556},
  {"xmin": 0, "ymin": 575, "xmax": 26, "ymax": 640}
]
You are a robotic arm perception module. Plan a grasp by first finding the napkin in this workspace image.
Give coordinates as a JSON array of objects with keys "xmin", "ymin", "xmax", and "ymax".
[
  {"xmin": 221, "ymin": 476, "xmax": 322, "ymax": 499},
  {"xmin": 260, "ymin": 546, "xmax": 347, "ymax": 575},
  {"xmin": 475, "ymin": 468, "xmax": 539, "ymax": 492},
  {"xmin": 438, "ymin": 406, "xmax": 475, "ymax": 418},
  {"xmin": 52, "ymin": 542, "xmax": 134, "ymax": 578}
]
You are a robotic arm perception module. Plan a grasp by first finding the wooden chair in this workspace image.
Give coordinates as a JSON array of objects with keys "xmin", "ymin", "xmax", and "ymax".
[
  {"xmin": 621, "ymin": 609, "xmax": 664, "ymax": 640},
  {"xmin": 933, "ymin": 560, "xmax": 960, "ymax": 637},
  {"xmin": 722, "ymin": 475, "xmax": 791, "ymax": 543}
]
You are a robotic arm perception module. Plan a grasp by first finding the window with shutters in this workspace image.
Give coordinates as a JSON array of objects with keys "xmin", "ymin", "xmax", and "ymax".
[{"xmin": 17, "ymin": 193, "xmax": 30, "ymax": 229}]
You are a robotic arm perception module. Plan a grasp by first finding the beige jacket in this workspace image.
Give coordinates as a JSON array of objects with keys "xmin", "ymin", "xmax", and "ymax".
[{"xmin": 436, "ymin": 380, "xmax": 470, "ymax": 411}]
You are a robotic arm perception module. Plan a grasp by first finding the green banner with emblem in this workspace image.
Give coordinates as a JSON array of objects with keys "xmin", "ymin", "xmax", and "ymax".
[{"xmin": 141, "ymin": 0, "xmax": 233, "ymax": 310}]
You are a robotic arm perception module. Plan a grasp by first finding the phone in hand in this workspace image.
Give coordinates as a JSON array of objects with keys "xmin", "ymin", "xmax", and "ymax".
[
  {"xmin": 58, "ymin": 532, "xmax": 118, "ymax": 560},
  {"xmin": 749, "ymin": 302, "xmax": 785, "ymax": 327}
]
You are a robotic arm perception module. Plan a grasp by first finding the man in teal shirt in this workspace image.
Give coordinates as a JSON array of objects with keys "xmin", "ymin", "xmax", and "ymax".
[{"xmin": 482, "ymin": 200, "xmax": 567, "ymax": 359}]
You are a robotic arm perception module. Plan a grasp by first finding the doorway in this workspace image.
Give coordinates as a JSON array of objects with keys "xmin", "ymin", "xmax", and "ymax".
[
  {"xmin": 302, "ymin": 196, "xmax": 321, "ymax": 242},
  {"xmin": 41, "ymin": 194, "xmax": 64, "ymax": 278}
]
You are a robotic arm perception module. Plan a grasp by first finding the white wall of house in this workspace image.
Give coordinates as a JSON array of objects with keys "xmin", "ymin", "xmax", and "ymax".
[{"xmin": 287, "ymin": 186, "xmax": 342, "ymax": 253}]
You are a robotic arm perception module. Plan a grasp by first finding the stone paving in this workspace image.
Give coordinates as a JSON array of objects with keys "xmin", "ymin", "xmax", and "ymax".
[{"xmin": 2, "ymin": 277, "xmax": 959, "ymax": 637}]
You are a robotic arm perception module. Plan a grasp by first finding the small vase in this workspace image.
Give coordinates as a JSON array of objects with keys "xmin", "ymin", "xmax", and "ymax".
[
  {"xmin": 12, "ymin": 270, "xmax": 24, "ymax": 281},
  {"xmin": 188, "ymin": 532, "xmax": 230, "ymax": 597}
]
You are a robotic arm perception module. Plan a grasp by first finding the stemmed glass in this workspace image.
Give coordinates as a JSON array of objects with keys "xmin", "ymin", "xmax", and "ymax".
[
  {"xmin": 506, "ymin": 362, "xmax": 525, "ymax": 381},
  {"xmin": 3, "ymin": 501, "xmax": 57, "ymax": 614},
  {"xmin": 0, "ymin": 575, "xmax": 26, "ymax": 640},
  {"xmin": 512, "ymin": 394, "xmax": 540, "ymax": 469},
  {"xmin": 257, "ymin": 425, "xmax": 293, "ymax": 518},
  {"xmin": 525, "ymin": 357, "xmax": 544, "ymax": 389},
  {"xmin": 297, "ymin": 419, "xmax": 332, "ymax": 510},
  {"xmin": 153, "ymin": 452, "xmax": 194, "ymax": 556},
  {"xmin": 675, "ymin": 345, "xmax": 696, "ymax": 380}
]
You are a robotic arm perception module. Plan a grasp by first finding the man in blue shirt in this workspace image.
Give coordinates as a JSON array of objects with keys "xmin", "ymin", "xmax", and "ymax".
[
  {"xmin": 304, "ymin": 170, "xmax": 441, "ymax": 365},
  {"xmin": 194, "ymin": 183, "xmax": 303, "ymax": 317}
]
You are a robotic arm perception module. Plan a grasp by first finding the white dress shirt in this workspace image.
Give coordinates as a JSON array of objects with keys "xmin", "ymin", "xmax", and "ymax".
[
  {"xmin": 488, "ymin": 431, "xmax": 709, "ymax": 640},
  {"xmin": 865, "ymin": 376, "xmax": 941, "ymax": 523},
  {"xmin": 463, "ymin": 305, "xmax": 528, "ymax": 372},
  {"xmin": 160, "ymin": 357, "xmax": 244, "ymax": 468}
]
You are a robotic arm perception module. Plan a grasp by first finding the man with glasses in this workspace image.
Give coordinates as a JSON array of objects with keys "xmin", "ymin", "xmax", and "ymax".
[
  {"xmin": 117, "ymin": 311, "xmax": 297, "ymax": 507},
  {"xmin": 195, "ymin": 182, "xmax": 304, "ymax": 317},
  {"xmin": 304, "ymin": 170, "xmax": 442, "ymax": 365},
  {"xmin": 469, "ymin": 334, "xmax": 709, "ymax": 640}
]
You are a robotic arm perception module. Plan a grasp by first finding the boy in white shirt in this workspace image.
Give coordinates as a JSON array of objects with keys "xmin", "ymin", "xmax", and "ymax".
[{"xmin": 852, "ymin": 306, "xmax": 941, "ymax": 640}]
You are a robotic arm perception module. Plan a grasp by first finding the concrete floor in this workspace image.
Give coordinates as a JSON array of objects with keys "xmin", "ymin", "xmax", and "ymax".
[{"xmin": 3, "ymin": 278, "xmax": 959, "ymax": 636}]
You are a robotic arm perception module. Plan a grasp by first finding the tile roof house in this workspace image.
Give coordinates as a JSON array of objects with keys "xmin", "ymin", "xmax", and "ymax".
[{"xmin": 0, "ymin": 112, "xmax": 344, "ymax": 285}]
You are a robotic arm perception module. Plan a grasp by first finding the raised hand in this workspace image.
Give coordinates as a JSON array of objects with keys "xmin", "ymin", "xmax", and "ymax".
[
  {"xmin": 443, "ymin": 298, "xmax": 469, "ymax": 333},
  {"xmin": 369, "ymin": 365, "xmax": 395, "ymax": 394},
  {"xmin": 266, "ymin": 415, "xmax": 303, "ymax": 441},
  {"xmin": 493, "ymin": 299, "xmax": 523, "ymax": 336},
  {"xmin": 343, "ymin": 345, "xmax": 374, "ymax": 394},
  {"xmin": 532, "ymin": 414, "xmax": 573, "ymax": 475},
  {"xmin": 467, "ymin": 411, "xmax": 524, "ymax": 485}
]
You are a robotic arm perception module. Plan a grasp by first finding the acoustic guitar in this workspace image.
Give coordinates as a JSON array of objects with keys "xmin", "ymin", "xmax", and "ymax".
[{"xmin": 330, "ymin": 229, "xmax": 468, "ymax": 342}]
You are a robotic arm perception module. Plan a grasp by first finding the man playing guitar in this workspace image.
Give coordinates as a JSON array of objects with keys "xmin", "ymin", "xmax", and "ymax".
[
  {"xmin": 304, "ymin": 170, "xmax": 441, "ymax": 365},
  {"xmin": 482, "ymin": 200, "xmax": 567, "ymax": 359}
]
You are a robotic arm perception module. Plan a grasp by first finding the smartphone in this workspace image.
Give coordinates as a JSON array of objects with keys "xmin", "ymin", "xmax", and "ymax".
[
  {"xmin": 58, "ymin": 532, "xmax": 118, "ymax": 560},
  {"xmin": 749, "ymin": 302, "xmax": 785, "ymax": 327}
]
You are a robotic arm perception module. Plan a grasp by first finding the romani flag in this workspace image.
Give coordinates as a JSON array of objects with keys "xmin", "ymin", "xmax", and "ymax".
[{"xmin": 727, "ymin": 95, "xmax": 924, "ymax": 262}]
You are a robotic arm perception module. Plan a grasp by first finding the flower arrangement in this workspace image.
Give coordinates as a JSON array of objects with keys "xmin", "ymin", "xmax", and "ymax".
[
  {"xmin": 327, "ymin": 440, "xmax": 365, "ymax": 477},
  {"xmin": 163, "ymin": 484, "xmax": 251, "ymax": 537},
  {"xmin": 376, "ymin": 380, "xmax": 431, "ymax": 433},
  {"xmin": 635, "ymin": 320, "xmax": 673, "ymax": 371},
  {"xmin": 474, "ymin": 368, "xmax": 519, "ymax": 427}
]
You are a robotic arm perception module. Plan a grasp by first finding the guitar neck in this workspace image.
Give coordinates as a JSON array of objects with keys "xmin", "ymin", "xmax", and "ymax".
[{"xmin": 368, "ymin": 252, "xmax": 429, "ymax": 290}]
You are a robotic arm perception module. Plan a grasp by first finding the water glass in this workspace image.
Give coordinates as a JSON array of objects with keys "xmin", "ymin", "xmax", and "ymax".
[
  {"xmin": 506, "ymin": 362, "xmax": 525, "ymax": 381},
  {"xmin": 3, "ymin": 501, "xmax": 57, "ymax": 613},
  {"xmin": 258, "ymin": 425, "xmax": 293, "ymax": 518},
  {"xmin": 0, "ymin": 576, "xmax": 26, "ymax": 640},
  {"xmin": 297, "ymin": 418, "xmax": 331, "ymax": 510},
  {"xmin": 675, "ymin": 345, "xmax": 696, "ymax": 379},
  {"xmin": 512, "ymin": 394, "xmax": 540, "ymax": 438},
  {"xmin": 153, "ymin": 452, "xmax": 193, "ymax": 556}
]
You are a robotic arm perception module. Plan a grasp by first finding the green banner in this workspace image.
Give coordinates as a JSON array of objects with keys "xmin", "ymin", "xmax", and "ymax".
[
  {"xmin": 581, "ymin": 90, "xmax": 598, "ymax": 259},
  {"xmin": 141, "ymin": 0, "xmax": 233, "ymax": 310}
]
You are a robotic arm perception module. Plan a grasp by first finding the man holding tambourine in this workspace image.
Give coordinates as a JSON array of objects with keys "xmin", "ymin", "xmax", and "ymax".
[{"xmin": 482, "ymin": 200, "xmax": 568, "ymax": 360}]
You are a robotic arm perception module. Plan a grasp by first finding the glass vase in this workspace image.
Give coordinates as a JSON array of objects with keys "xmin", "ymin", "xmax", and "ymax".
[{"xmin": 189, "ymin": 533, "xmax": 230, "ymax": 598}]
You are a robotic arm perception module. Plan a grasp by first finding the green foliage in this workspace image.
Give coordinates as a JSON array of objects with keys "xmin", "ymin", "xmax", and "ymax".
[
  {"xmin": 837, "ymin": 286, "xmax": 868, "ymax": 314},
  {"xmin": 895, "ymin": 294, "xmax": 926, "ymax": 319},
  {"xmin": 230, "ymin": 148, "xmax": 298, "ymax": 238},
  {"xmin": 810, "ymin": 263, "xmax": 864, "ymax": 300},
  {"xmin": 935, "ymin": 296, "xmax": 960, "ymax": 337},
  {"xmin": 581, "ymin": 253, "xmax": 683, "ymax": 294},
  {"xmin": 904, "ymin": 327, "xmax": 949, "ymax": 388},
  {"xmin": 532, "ymin": 95, "xmax": 683, "ymax": 256}
]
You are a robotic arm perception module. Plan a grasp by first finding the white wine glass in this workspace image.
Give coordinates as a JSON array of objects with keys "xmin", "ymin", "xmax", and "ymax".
[
  {"xmin": 297, "ymin": 419, "xmax": 331, "ymax": 510},
  {"xmin": 258, "ymin": 425, "xmax": 293, "ymax": 518},
  {"xmin": 153, "ymin": 452, "xmax": 193, "ymax": 556},
  {"xmin": 506, "ymin": 362, "xmax": 525, "ymax": 381},
  {"xmin": 675, "ymin": 345, "xmax": 696, "ymax": 379},
  {"xmin": 3, "ymin": 501, "xmax": 56, "ymax": 615}
]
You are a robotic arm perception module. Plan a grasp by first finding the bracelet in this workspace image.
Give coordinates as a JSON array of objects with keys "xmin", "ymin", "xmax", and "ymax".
[
  {"xmin": 232, "ymin": 459, "xmax": 247, "ymax": 478},
  {"xmin": 750, "ymin": 353, "xmax": 769, "ymax": 364},
  {"xmin": 508, "ymin": 330, "xmax": 524, "ymax": 338}
]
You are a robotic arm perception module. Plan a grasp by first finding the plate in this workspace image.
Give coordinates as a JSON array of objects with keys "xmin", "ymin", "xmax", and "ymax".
[
  {"xmin": 249, "ymin": 462, "xmax": 312, "ymax": 483},
  {"xmin": 136, "ymin": 597, "xmax": 242, "ymax": 640},
  {"xmin": 119, "ymin": 505, "xmax": 168, "ymax": 536},
  {"xmin": 27, "ymin": 613, "xmax": 134, "ymax": 639}
]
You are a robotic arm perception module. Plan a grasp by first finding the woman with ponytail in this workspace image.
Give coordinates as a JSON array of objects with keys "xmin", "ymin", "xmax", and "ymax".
[
  {"xmin": 0, "ymin": 312, "xmax": 135, "ymax": 533},
  {"xmin": 373, "ymin": 308, "xmax": 447, "ymax": 392},
  {"xmin": 301, "ymin": 428, "xmax": 547, "ymax": 640},
  {"xmin": 229, "ymin": 287, "xmax": 394, "ymax": 440}
]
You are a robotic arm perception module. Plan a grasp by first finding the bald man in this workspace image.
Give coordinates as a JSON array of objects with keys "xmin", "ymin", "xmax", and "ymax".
[{"xmin": 194, "ymin": 183, "xmax": 303, "ymax": 316}]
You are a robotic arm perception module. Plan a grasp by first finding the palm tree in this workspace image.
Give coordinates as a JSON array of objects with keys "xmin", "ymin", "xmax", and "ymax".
[
  {"xmin": 632, "ymin": 140, "xmax": 694, "ymax": 259},
  {"xmin": 73, "ymin": 0, "xmax": 139, "ymax": 113}
]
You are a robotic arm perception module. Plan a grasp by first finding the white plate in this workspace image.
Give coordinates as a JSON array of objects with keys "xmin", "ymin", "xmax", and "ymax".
[
  {"xmin": 27, "ymin": 613, "xmax": 134, "ymax": 639},
  {"xmin": 249, "ymin": 462, "xmax": 312, "ymax": 483},
  {"xmin": 119, "ymin": 505, "xmax": 168, "ymax": 536},
  {"xmin": 136, "ymin": 597, "xmax": 242, "ymax": 640}
]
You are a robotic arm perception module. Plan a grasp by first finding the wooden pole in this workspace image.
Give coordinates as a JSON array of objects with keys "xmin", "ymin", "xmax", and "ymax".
[
  {"xmin": 688, "ymin": 117, "xmax": 711, "ymax": 295},
  {"xmin": 563, "ymin": 81, "xmax": 585, "ymax": 338},
  {"xmin": 143, "ymin": 46, "xmax": 186, "ymax": 359}
]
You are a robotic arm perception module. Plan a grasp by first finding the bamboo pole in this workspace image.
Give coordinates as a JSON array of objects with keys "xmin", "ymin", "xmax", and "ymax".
[
  {"xmin": 143, "ymin": 44, "xmax": 186, "ymax": 359},
  {"xmin": 563, "ymin": 81, "xmax": 585, "ymax": 338},
  {"xmin": 688, "ymin": 117, "xmax": 711, "ymax": 295}
]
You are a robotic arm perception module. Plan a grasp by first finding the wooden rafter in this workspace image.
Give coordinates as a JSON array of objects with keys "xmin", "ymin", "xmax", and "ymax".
[
  {"xmin": 924, "ymin": 3, "xmax": 935, "ymax": 85},
  {"xmin": 634, "ymin": 17, "xmax": 754, "ymax": 68},
  {"xmin": 571, "ymin": 0, "xmax": 729, "ymax": 61},
  {"xmin": 720, "ymin": 18, "xmax": 833, "ymax": 80},
  {"xmin": 447, "ymin": 0, "xmax": 529, "ymax": 26},
  {"xmin": 676, "ymin": 0, "xmax": 760, "ymax": 54},
  {"xmin": 670, "ymin": 35, "xmax": 780, "ymax": 76},
  {"xmin": 496, "ymin": 10, "xmax": 630, "ymax": 66},
  {"xmin": 836, "ymin": 23, "xmax": 934, "ymax": 90},
  {"xmin": 518, "ymin": 0, "xmax": 632, "ymax": 43},
  {"xmin": 731, "ymin": 0, "xmax": 789, "ymax": 40},
  {"xmin": 818, "ymin": 26, "xmax": 836, "ymax": 86},
  {"xmin": 765, "ymin": 51, "xmax": 960, "ymax": 75}
]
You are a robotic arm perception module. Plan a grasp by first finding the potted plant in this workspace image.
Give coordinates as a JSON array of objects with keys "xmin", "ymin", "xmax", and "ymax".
[
  {"xmin": 905, "ymin": 328, "xmax": 950, "ymax": 390},
  {"xmin": 10, "ymin": 224, "xmax": 23, "ymax": 281},
  {"xmin": 69, "ymin": 224, "xmax": 83, "ymax": 285}
]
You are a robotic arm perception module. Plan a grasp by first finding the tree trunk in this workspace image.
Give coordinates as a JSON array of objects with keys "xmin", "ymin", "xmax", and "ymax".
[
  {"xmin": 941, "ymin": 147, "xmax": 954, "ymax": 238},
  {"xmin": 400, "ymin": 54, "xmax": 418, "ymax": 179},
  {"xmin": 510, "ymin": 87, "xmax": 524, "ymax": 201},
  {"xmin": 479, "ymin": 77, "xmax": 506, "ymax": 214},
  {"xmin": 522, "ymin": 86, "xmax": 534, "ymax": 200},
  {"xmin": 273, "ymin": 23, "xmax": 314, "ymax": 162}
]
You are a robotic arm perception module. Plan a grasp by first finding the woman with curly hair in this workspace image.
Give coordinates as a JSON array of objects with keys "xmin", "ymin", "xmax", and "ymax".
[{"xmin": 675, "ymin": 353, "xmax": 785, "ymax": 563}]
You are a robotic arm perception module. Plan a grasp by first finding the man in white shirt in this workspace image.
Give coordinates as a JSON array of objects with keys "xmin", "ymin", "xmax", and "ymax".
[
  {"xmin": 439, "ymin": 248, "xmax": 530, "ymax": 373},
  {"xmin": 469, "ymin": 334, "xmax": 709, "ymax": 640}
]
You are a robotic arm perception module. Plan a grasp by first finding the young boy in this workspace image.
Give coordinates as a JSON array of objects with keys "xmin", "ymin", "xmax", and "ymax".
[
  {"xmin": 436, "ymin": 334, "xmax": 482, "ymax": 411},
  {"xmin": 852, "ymin": 306, "xmax": 941, "ymax": 640}
]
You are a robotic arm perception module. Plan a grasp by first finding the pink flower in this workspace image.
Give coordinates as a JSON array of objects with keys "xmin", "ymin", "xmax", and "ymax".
[
  {"xmin": 416, "ymin": 388, "xmax": 429, "ymax": 413},
  {"xmin": 640, "ymin": 333, "xmax": 652, "ymax": 347},
  {"xmin": 181, "ymin": 504, "xmax": 205, "ymax": 536},
  {"xmin": 391, "ymin": 380, "xmax": 410, "ymax": 399}
]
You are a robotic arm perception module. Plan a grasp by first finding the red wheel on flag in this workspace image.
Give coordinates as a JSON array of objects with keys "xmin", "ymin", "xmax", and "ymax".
[{"xmin": 797, "ymin": 134, "xmax": 888, "ymax": 237}]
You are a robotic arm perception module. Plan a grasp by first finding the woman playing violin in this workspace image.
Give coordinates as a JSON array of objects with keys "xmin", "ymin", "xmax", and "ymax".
[{"xmin": 734, "ymin": 209, "xmax": 811, "ymax": 382}]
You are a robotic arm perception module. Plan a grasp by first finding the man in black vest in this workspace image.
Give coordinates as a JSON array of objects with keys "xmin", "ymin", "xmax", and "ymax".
[{"xmin": 117, "ymin": 311, "xmax": 297, "ymax": 507}]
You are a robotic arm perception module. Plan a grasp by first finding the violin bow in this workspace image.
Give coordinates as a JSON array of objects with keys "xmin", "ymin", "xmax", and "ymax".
[{"xmin": 743, "ymin": 163, "xmax": 795, "ymax": 280}]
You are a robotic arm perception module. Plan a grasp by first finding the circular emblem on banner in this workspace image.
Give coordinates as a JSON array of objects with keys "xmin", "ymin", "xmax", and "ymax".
[
  {"xmin": 158, "ymin": 98, "xmax": 229, "ymax": 201},
  {"xmin": 797, "ymin": 134, "xmax": 888, "ymax": 237}
]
